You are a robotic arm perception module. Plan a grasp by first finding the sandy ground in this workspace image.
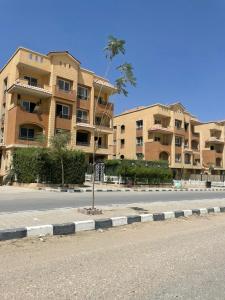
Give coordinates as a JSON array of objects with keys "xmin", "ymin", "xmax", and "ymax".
[{"xmin": 1, "ymin": 214, "xmax": 225, "ymax": 299}]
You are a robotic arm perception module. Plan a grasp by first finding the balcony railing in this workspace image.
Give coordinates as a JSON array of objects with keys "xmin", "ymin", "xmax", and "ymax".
[
  {"xmin": 149, "ymin": 124, "xmax": 173, "ymax": 134},
  {"xmin": 76, "ymin": 141, "xmax": 90, "ymax": 147},
  {"xmin": 97, "ymin": 144, "xmax": 108, "ymax": 149},
  {"xmin": 53, "ymin": 85, "xmax": 76, "ymax": 101},
  {"xmin": 7, "ymin": 79, "xmax": 52, "ymax": 98},
  {"xmin": 76, "ymin": 117, "xmax": 89, "ymax": 124}
]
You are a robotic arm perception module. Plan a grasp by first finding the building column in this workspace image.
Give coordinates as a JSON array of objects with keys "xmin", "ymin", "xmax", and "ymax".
[{"xmin": 47, "ymin": 97, "xmax": 56, "ymax": 146}]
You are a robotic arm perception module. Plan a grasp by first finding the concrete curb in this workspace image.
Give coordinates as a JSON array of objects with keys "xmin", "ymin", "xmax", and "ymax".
[
  {"xmin": 41, "ymin": 187, "xmax": 225, "ymax": 193},
  {"xmin": 1, "ymin": 206, "xmax": 225, "ymax": 242}
]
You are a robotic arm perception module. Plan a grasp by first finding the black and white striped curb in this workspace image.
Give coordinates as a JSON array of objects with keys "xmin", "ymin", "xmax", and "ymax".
[
  {"xmin": 41, "ymin": 187, "xmax": 225, "ymax": 193},
  {"xmin": 0, "ymin": 206, "xmax": 225, "ymax": 241}
]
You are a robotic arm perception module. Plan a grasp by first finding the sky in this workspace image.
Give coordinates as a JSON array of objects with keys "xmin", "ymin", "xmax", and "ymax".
[{"xmin": 0, "ymin": 0, "xmax": 225, "ymax": 121}]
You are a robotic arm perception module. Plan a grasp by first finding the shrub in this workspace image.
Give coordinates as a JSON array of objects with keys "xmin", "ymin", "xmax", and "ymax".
[
  {"xmin": 12, "ymin": 148, "xmax": 87, "ymax": 184},
  {"xmin": 104, "ymin": 159, "xmax": 172, "ymax": 185}
]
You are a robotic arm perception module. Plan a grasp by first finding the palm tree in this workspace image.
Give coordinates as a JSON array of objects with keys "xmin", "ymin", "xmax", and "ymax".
[{"xmin": 91, "ymin": 36, "xmax": 136, "ymax": 212}]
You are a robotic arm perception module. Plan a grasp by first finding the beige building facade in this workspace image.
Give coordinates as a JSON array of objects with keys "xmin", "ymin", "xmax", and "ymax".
[
  {"xmin": 111, "ymin": 103, "xmax": 225, "ymax": 178},
  {"xmin": 0, "ymin": 47, "xmax": 115, "ymax": 180}
]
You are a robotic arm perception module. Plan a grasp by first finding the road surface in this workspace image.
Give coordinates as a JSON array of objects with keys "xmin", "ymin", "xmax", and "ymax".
[
  {"xmin": 0, "ymin": 188, "xmax": 225, "ymax": 212},
  {"xmin": 1, "ymin": 214, "xmax": 225, "ymax": 299}
]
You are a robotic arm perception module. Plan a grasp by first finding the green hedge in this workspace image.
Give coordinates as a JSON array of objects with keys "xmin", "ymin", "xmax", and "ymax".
[
  {"xmin": 13, "ymin": 148, "xmax": 87, "ymax": 184},
  {"xmin": 104, "ymin": 159, "xmax": 172, "ymax": 184}
]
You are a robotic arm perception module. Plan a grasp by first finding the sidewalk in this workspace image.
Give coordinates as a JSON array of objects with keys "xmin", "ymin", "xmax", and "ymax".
[{"xmin": 1, "ymin": 198, "xmax": 225, "ymax": 230}]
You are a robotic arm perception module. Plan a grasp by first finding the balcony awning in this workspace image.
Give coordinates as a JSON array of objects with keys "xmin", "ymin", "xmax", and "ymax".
[
  {"xmin": 7, "ymin": 82, "xmax": 52, "ymax": 98},
  {"xmin": 148, "ymin": 125, "xmax": 173, "ymax": 135},
  {"xmin": 206, "ymin": 137, "xmax": 224, "ymax": 144}
]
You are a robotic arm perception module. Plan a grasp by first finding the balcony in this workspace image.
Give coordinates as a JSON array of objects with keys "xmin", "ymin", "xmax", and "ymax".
[
  {"xmin": 173, "ymin": 127, "xmax": 185, "ymax": 136},
  {"xmin": 76, "ymin": 141, "xmax": 90, "ymax": 147},
  {"xmin": 97, "ymin": 144, "xmax": 108, "ymax": 149},
  {"xmin": 206, "ymin": 137, "xmax": 224, "ymax": 144},
  {"xmin": 95, "ymin": 97, "xmax": 114, "ymax": 117},
  {"xmin": 136, "ymin": 127, "xmax": 143, "ymax": 137},
  {"xmin": 76, "ymin": 118, "xmax": 93, "ymax": 130},
  {"xmin": 94, "ymin": 117, "xmax": 113, "ymax": 133},
  {"xmin": 53, "ymin": 85, "xmax": 76, "ymax": 101},
  {"xmin": 76, "ymin": 117, "xmax": 89, "ymax": 124},
  {"xmin": 192, "ymin": 131, "xmax": 200, "ymax": 138},
  {"xmin": 148, "ymin": 124, "xmax": 173, "ymax": 135},
  {"xmin": 95, "ymin": 124, "xmax": 113, "ymax": 133},
  {"xmin": 94, "ymin": 76, "xmax": 117, "ymax": 93},
  {"xmin": 15, "ymin": 105, "xmax": 48, "ymax": 128},
  {"xmin": 7, "ymin": 79, "xmax": 52, "ymax": 98},
  {"xmin": 202, "ymin": 150, "xmax": 224, "ymax": 168},
  {"xmin": 77, "ymin": 98, "xmax": 90, "ymax": 110},
  {"xmin": 145, "ymin": 141, "xmax": 171, "ymax": 162},
  {"xmin": 153, "ymin": 106, "xmax": 171, "ymax": 118},
  {"xmin": 17, "ymin": 49, "xmax": 51, "ymax": 73},
  {"xmin": 136, "ymin": 144, "xmax": 143, "ymax": 153}
]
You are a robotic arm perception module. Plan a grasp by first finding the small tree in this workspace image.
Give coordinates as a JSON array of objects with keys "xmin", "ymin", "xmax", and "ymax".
[{"xmin": 50, "ymin": 131, "xmax": 71, "ymax": 187}]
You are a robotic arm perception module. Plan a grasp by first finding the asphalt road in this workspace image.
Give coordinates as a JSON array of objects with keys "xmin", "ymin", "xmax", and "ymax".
[
  {"xmin": 0, "ymin": 190, "xmax": 225, "ymax": 213},
  {"xmin": 1, "ymin": 214, "xmax": 225, "ymax": 299}
]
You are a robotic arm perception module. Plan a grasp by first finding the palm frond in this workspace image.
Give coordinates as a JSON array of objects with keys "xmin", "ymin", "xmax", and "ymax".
[
  {"xmin": 104, "ymin": 35, "xmax": 126, "ymax": 60},
  {"xmin": 117, "ymin": 63, "xmax": 137, "ymax": 87}
]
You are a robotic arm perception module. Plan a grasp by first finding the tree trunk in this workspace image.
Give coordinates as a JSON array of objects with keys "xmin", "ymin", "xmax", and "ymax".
[
  {"xmin": 92, "ymin": 139, "xmax": 96, "ymax": 210},
  {"xmin": 61, "ymin": 157, "xmax": 64, "ymax": 187}
]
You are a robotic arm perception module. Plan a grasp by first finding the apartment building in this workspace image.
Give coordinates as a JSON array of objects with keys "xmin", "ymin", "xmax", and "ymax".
[
  {"xmin": 0, "ymin": 47, "xmax": 115, "ymax": 179},
  {"xmin": 110, "ymin": 102, "xmax": 225, "ymax": 177},
  {"xmin": 195, "ymin": 122, "xmax": 225, "ymax": 172}
]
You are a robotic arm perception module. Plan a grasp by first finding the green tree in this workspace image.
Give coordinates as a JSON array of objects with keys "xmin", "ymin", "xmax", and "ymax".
[
  {"xmin": 91, "ymin": 35, "xmax": 136, "ymax": 211},
  {"xmin": 50, "ymin": 131, "xmax": 71, "ymax": 187}
]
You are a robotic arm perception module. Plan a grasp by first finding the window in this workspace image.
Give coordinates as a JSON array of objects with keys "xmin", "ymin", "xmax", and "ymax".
[
  {"xmin": 29, "ymin": 53, "xmax": 33, "ymax": 60},
  {"xmin": 3, "ymin": 78, "xmax": 8, "ymax": 94},
  {"xmin": 175, "ymin": 153, "xmax": 182, "ymax": 163},
  {"xmin": 19, "ymin": 127, "xmax": 35, "ymax": 140},
  {"xmin": 98, "ymin": 96, "xmax": 107, "ymax": 105},
  {"xmin": 56, "ymin": 104, "xmax": 70, "ymax": 119},
  {"xmin": 95, "ymin": 116, "xmax": 101, "ymax": 125},
  {"xmin": 58, "ymin": 78, "xmax": 71, "ymax": 91},
  {"xmin": 136, "ymin": 153, "xmax": 144, "ymax": 160},
  {"xmin": 76, "ymin": 132, "xmax": 90, "ymax": 146},
  {"xmin": 121, "ymin": 125, "xmax": 125, "ymax": 133},
  {"xmin": 184, "ymin": 122, "xmax": 189, "ymax": 131},
  {"xmin": 175, "ymin": 119, "xmax": 182, "ymax": 129},
  {"xmin": 24, "ymin": 76, "xmax": 38, "ymax": 87},
  {"xmin": 154, "ymin": 136, "xmax": 161, "ymax": 142},
  {"xmin": 77, "ymin": 110, "xmax": 88, "ymax": 123},
  {"xmin": 21, "ymin": 101, "xmax": 36, "ymax": 113},
  {"xmin": 184, "ymin": 139, "xmax": 188, "ymax": 148},
  {"xmin": 121, "ymin": 139, "xmax": 125, "ymax": 148},
  {"xmin": 185, "ymin": 153, "xmax": 191, "ymax": 164},
  {"xmin": 136, "ymin": 120, "xmax": 143, "ymax": 129},
  {"xmin": 136, "ymin": 136, "xmax": 143, "ymax": 146},
  {"xmin": 77, "ymin": 86, "xmax": 88, "ymax": 100},
  {"xmin": 154, "ymin": 119, "xmax": 161, "ymax": 125},
  {"xmin": 175, "ymin": 136, "xmax": 182, "ymax": 147}
]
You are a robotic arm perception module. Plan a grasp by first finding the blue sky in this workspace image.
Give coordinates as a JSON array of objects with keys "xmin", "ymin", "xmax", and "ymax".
[{"xmin": 0, "ymin": 0, "xmax": 225, "ymax": 121}]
